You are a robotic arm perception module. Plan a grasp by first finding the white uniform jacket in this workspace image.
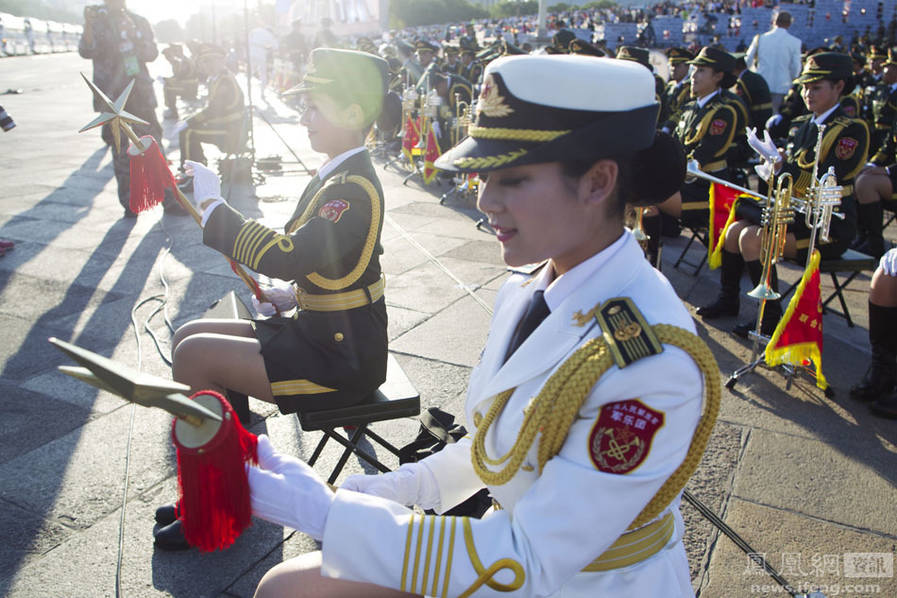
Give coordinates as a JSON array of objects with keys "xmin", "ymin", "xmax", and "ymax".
[
  {"xmin": 745, "ymin": 26, "xmax": 802, "ymax": 95},
  {"xmin": 322, "ymin": 232, "xmax": 703, "ymax": 597}
]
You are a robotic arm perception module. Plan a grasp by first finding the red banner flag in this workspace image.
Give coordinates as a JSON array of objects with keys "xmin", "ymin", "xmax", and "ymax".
[
  {"xmin": 708, "ymin": 182, "xmax": 754, "ymax": 269},
  {"xmin": 765, "ymin": 250, "xmax": 828, "ymax": 389},
  {"xmin": 422, "ymin": 121, "xmax": 442, "ymax": 185},
  {"xmin": 401, "ymin": 116, "xmax": 420, "ymax": 163}
]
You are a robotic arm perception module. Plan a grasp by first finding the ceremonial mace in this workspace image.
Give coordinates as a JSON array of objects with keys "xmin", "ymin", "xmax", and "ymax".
[
  {"xmin": 49, "ymin": 337, "xmax": 258, "ymax": 551},
  {"xmin": 78, "ymin": 74, "xmax": 270, "ymax": 303}
]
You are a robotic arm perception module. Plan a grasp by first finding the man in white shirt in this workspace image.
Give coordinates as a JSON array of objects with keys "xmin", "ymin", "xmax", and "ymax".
[{"xmin": 746, "ymin": 11, "xmax": 802, "ymax": 112}]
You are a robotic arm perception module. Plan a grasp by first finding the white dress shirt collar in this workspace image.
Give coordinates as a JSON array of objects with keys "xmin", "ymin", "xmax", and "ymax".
[
  {"xmin": 696, "ymin": 89, "xmax": 720, "ymax": 109},
  {"xmin": 317, "ymin": 146, "xmax": 366, "ymax": 181},
  {"xmin": 529, "ymin": 231, "xmax": 628, "ymax": 312},
  {"xmin": 811, "ymin": 103, "xmax": 840, "ymax": 126}
]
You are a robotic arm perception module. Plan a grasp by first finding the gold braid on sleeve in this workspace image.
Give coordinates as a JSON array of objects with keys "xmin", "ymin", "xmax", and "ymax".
[{"xmin": 471, "ymin": 324, "xmax": 720, "ymax": 530}]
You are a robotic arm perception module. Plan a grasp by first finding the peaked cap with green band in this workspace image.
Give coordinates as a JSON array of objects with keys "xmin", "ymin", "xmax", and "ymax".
[
  {"xmin": 285, "ymin": 48, "xmax": 389, "ymax": 127},
  {"xmin": 687, "ymin": 46, "xmax": 737, "ymax": 88},
  {"xmin": 795, "ymin": 51, "xmax": 855, "ymax": 94},
  {"xmin": 616, "ymin": 46, "xmax": 652, "ymax": 70}
]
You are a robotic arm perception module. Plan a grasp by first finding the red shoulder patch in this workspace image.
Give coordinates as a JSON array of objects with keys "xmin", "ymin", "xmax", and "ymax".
[
  {"xmin": 588, "ymin": 399, "xmax": 664, "ymax": 474},
  {"xmin": 318, "ymin": 199, "xmax": 350, "ymax": 223},
  {"xmin": 835, "ymin": 137, "xmax": 858, "ymax": 160},
  {"xmin": 709, "ymin": 119, "xmax": 727, "ymax": 135}
]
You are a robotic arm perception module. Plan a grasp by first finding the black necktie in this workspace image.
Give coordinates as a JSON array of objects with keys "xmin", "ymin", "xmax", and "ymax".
[{"xmin": 503, "ymin": 290, "xmax": 550, "ymax": 364}]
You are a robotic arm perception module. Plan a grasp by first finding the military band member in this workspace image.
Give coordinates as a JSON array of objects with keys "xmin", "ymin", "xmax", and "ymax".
[
  {"xmin": 161, "ymin": 43, "xmax": 198, "ymax": 121},
  {"xmin": 732, "ymin": 52, "xmax": 773, "ymax": 131},
  {"xmin": 657, "ymin": 47, "xmax": 740, "ymax": 230},
  {"xmin": 248, "ymin": 54, "xmax": 713, "ymax": 598},
  {"xmin": 698, "ymin": 53, "xmax": 868, "ymax": 336},
  {"xmin": 461, "ymin": 44, "xmax": 484, "ymax": 88},
  {"xmin": 153, "ymin": 49, "xmax": 390, "ymax": 550},
  {"xmin": 568, "ymin": 38, "xmax": 606, "ymax": 58},
  {"xmin": 659, "ymin": 47, "xmax": 693, "ymax": 134},
  {"xmin": 854, "ymin": 115, "xmax": 896, "ymax": 257},
  {"xmin": 415, "ymin": 39, "xmax": 439, "ymax": 71},
  {"xmin": 176, "ymin": 44, "xmax": 244, "ymax": 175},
  {"xmin": 869, "ymin": 49, "xmax": 897, "ymax": 154},
  {"xmin": 443, "ymin": 43, "xmax": 463, "ymax": 76},
  {"xmin": 616, "ymin": 45, "xmax": 666, "ymax": 112}
]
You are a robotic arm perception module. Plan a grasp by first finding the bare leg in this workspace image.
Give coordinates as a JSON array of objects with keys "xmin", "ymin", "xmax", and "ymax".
[
  {"xmin": 870, "ymin": 267, "xmax": 897, "ymax": 307},
  {"xmin": 855, "ymin": 169, "xmax": 892, "ymax": 205},
  {"xmin": 172, "ymin": 318, "xmax": 256, "ymax": 353},
  {"xmin": 171, "ymin": 331, "xmax": 274, "ymax": 402},
  {"xmin": 254, "ymin": 551, "xmax": 420, "ymax": 598}
]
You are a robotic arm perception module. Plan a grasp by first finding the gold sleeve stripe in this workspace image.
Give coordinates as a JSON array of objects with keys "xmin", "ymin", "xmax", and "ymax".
[
  {"xmin": 409, "ymin": 512, "xmax": 426, "ymax": 594},
  {"xmin": 441, "ymin": 518, "xmax": 457, "ymax": 598},
  {"xmin": 458, "ymin": 517, "xmax": 525, "ymax": 597},
  {"xmin": 269, "ymin": 379, "xmax": 336, "ymax": 396},
  {"xmin": 233, "ymin": 221, "xmax": 267, "ymax": 263},
  {"xmin": 420, "ymin": 515, "xmax": 437, "ymax": 593},
  {"xmin": 242, "ymin": 224, "xmax": 273, "ymax": 266},
  {"xmin": 400, "ymin": 513, "xmax": 416, "ymax": 592},
  {"xmin": 431, "ymin": 516, "xmax": 447, "ymax": 597},
  {"xmin": 306, "ymin": 174, "xmax": 382, "ymax": 291}
]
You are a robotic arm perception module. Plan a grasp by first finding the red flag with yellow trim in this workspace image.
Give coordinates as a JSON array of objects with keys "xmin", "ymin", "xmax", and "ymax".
[
  {"xmin": 422, "ymin": 121, "xmax": 442, "ymax": 185},
  {"xmin": 764, "ymin": 250, "xmax": 828, "ymax": 389},
  {"xmin": 401, "ymin": 116, "xmax": 420, "ymax": 163},
  {"xmin": 708, "ymin": 182, "xmax": 753, "ymax": 269}
]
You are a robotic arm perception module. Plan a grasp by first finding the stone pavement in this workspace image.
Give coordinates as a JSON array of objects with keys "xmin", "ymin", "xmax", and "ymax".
[{"xmin": 0, "ymin": 53, "xmax": 895, "ymax": 598}]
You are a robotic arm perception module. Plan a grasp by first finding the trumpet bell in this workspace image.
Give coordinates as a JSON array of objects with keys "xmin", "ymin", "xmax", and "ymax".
[{"xmin": 747, "ymin": 283, "xmax": 781, "ymax": 301}]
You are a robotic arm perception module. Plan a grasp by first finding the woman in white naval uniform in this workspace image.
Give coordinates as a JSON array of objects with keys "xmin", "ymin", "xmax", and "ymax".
[{"xmin": 246, "ymin": 55, "xmax": 720, "ymax": 598}]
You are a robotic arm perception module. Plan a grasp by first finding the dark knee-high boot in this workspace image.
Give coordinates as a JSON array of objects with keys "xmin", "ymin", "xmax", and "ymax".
[
  {"xmin": 734, "ymin": 260, "xmax": 782, "ymax": 337},
  {"xmin": 697, "ymin": 249, "xmax": 743, "ymax": 318},
  {"xmin": 855, "ymin": 201, "xmax": 885, "ymax": 258},
  {"xmin": 852, "ymin": 302, "xmax": 897, "ymax": 402}
]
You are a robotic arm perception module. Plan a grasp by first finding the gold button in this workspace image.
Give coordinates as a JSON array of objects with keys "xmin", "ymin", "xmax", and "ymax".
[
  {"xmin": 473, "ymin": 411, "xmax": 483, "ymax": 427},
  {"xmin": 334, "ymin": 332, "xmax": 344, "ymax": 342}
]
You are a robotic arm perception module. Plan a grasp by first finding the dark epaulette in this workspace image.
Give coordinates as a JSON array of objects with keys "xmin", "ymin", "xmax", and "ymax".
[
  {"xmin": 792, "ymin": 114, "xmax": 813, "ymax": 124},
  {"xmin": 832, "ymin": 115, "xmax": 856, "ymax": 127},
  {"xmin": 593, "ymin": 298, "xmax": 664, "ymax": 368}
]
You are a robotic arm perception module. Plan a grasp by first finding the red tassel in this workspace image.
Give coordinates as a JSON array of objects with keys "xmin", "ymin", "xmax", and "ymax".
[
  {"xmin": 129, "ymin": 136, "xmax": 177, "ymax": 214},
  {"xmin": 174, "ymin": 390, "xmax": 258, "ymax": 552}
]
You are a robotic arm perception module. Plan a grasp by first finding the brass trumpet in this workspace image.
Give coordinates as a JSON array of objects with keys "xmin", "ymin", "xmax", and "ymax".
[
  {"xmin": 748, "ymin": 173, "xmax": 794, "ymax": 300},
  {"xmin": 451, "ymin": 93, "xmax": 470, "ymax": 148},
  {"xmin": 805, "ymin": 165, "xmax": 842, "ymax": 246}
]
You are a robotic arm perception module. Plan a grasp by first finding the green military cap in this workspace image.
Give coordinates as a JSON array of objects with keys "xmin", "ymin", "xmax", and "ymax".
[
  {"xmin": 196, "ymin": 42, "xmax": 226, "ymax": 60},
  {"xmin": 285, "ymin": 48, "xmax": 389, "ymax": 127},
  {"xmin": 415, "ymin": 39, "xmax": 439, "ymax": 53},
  {"xmin": 884, "ymin": 48, "xmax": 897, "ymax": 67},
  {"xmin": 616, "ymin": 46, "xmax": 652, "ymax": 70},
  {"xmin": 688, "ymin": 46, "xmax": 737, "ymax": 88},
  {"xmin": 501, "ymin": 40, "xmax": 527, "ymax": 56},
  {"xmin": 850, "ymin": 52, "xmax": 866, "ymax": 67},
  {"xmin": 356, "ymin": 36, "xmax": 376, "ymax": 53},
  {"xmin": 869, "ymin": 46, "xmax": 887, "ymax": 60},
  {"xmin": 667, "ymin": 47, "xmax": 693, "ymax": 64},
  {"xmin": 568, "ymin": 38, "xmax": 605, "ymax": 57},
  {"xmin": 443, "ymin": 44, "xmax": 460, "ymax": 55},
  {"xmin": 795, "ymin": 51, "xmax": 855, "ymax": 94},
  {"xmin": 552, "ymin": 29, "xmax": 576, "ymax": 52}
]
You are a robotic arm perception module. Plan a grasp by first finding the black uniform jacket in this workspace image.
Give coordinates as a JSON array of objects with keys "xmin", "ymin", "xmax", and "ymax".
[
  {"xmin": 203, "ymin": 150, "xmax": 388, "ymax": 413},
  {"xmin": 735, "ymin": 69, "xmax": 773, "ymax": 130},
  {"xmin": 188, "ymin": 69, "xmax": 244, "ymax": 130},
  {"xmin": 675, "ymin": 91, "xmax": 740, "ymax": 173},
  {"xmin": 781, "ymin": 105, "xmax": 869, "ymax": 248}
]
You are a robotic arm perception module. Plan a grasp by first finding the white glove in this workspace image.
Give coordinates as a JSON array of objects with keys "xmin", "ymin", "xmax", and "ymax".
[
  {"xmin": 248, "ymin": 435, "xmax": 335, "ymax": 540},
  {"xmin": 251, "ymin": 280, "xmax": 297, "ymax": 316},
  {"xmin": 746, "ymin": 127, "xmax": 780, "ymax": 163},
  {"xmin": 184, "ymin": 160, "xmax": 223, "ymax": 205},
  {"xmin": 880, "ymin": 248, "xmax": 897, "ymax": 277},
  {"xmin": 754, "ymin": 161, "xmax": 775, "ymax": 181},
  {"xmin": 341, "ymin": 461, "xmax": 441, "ymax": 510},
  {"xmin": 765, "ymin": 113, "xmax": 783, "ymax": 130},
  {"xmin": 174, "ymin": 120, "xmax": 189, "ymax": 134}
]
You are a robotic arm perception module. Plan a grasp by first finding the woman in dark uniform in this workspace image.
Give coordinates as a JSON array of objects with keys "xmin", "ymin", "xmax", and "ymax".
[{"xmin": 154, "ymin": 48, "xmax": 390, "ymax": 550}]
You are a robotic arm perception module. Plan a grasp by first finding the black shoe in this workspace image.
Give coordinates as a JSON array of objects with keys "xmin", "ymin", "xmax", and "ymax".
[
  {"xmin": 854, "ymin": 238, "xmax": 885, "ymax": 259},
  {"xmin": 155, "ymin": 504, "xmax": 178, "ymax": 526},
  {"xmin": 154, "ymin": 519, "xmax": 191, "ymax": 551},
  {"xmin": 850, "ymin": 364, "xmax": 896, "ymax": 402},
  {"xmin": 696, "ymin": 295, "xmax": 739, "ymax": 319},
  {"xmin": 870, "ymin": 393, "xmax": 897, "ymax": 419}
]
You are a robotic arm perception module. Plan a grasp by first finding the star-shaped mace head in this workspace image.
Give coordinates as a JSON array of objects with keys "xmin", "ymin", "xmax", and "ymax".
[{"xmin": 78, "ymin": 73, "xmax": 149, "ymax": 154}]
